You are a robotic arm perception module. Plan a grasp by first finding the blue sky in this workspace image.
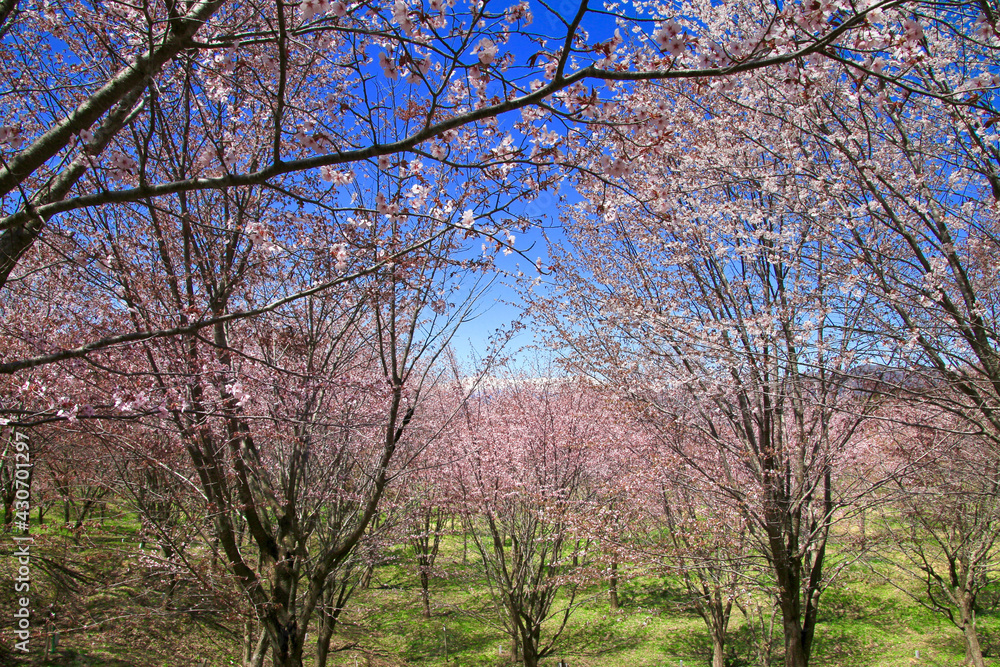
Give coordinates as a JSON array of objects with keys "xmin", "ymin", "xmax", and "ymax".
[{"xmin": 449, "ymin": 188, "xmax": 564, "ymax": 363}]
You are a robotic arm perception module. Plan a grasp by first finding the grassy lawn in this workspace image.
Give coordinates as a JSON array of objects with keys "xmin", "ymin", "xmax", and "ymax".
[
  {"xmin": 323, "ymin": 549, "xmax": 989, "ymax": 667},
  {"xmin": 0, "ymin": 506, "xmax": 997, "ymax": 666}
]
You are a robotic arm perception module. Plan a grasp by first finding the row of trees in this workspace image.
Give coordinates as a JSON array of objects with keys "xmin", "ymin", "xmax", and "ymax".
[
  {"xmin": 6, "ymin": 367, "xmax": 997, "ymax": 667},
  {"xmin": 527, "ymin": 9, "xmax": 1000, "ymax": 664},
  {"xmin": 1, "ymin": 0, "xmax": 998, "ymax": 666}
]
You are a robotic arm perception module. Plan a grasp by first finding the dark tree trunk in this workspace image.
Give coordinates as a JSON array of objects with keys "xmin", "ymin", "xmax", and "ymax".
[
  {"xmin": 269, "ymin": 621, "xmax": 304, "ymax": 667},
  {"xmin": 520, "ymin": 625, "xmax": 540, "ymax": 667},
  {"xmin": 2, "ymin": 472, "xmax": 15, "ymax": 530},
  {"xmin": 609, "ymin": 560, "xmax": 619, "ymax": 611},
  {"xmin": 315, "ymin": 614, "xmax": 337, "ymax": 667},
  {"xmin": 782, "ymin": 617, "xmax": 809, "ymax": 667},
  {"xmin": 420, "ymin": 569, "xmax": 432, "ymax": 618}
]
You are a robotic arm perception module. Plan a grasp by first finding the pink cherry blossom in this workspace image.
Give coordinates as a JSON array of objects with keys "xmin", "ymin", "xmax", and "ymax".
[
  {"xmin": 320, "ymin": 166, "xmax": 354, "ymax": 184},
  {"xmin": 379, "ymin": 52, "xmax": 399, "ymax": 80},
  {"xmin": 0, "ymin": 126, "xmax": 24, "ymax": 149},
  {"xmin": 109, "ymin": 152, "xmax": 138, "ymax": 179},
  {"xmin": 505, "ymin": 1, "xmax": 532, "ymax": 25},
  {"xmin": 903, "ymin": 17, "xmax": 923, "ymax": 43},
  {"xmin": 974, "ymin": 16, "xmax": 996, "ymax": 42},
  {"xmin": 330, "ymin": 242, "xmax": 349, "ymax": 271},
  {"xmin": 300, "ymin": 0, "xmax": 331, "ymax": 21},
  {"xmin": 473, "ymin": 38, "xmax": 498, "ymax": 65},
  {"xmin": 392, "ymin": 0, "xmax": 415, "ymax": 34}
]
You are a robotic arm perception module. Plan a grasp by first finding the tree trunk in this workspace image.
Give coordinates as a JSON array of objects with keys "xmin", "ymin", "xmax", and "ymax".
[
  {"xmin": 520, "ymin": 627, "xmax": 539, "ymax": 667},
  {"xmin": 73, "ymin": 497, "xmax": 96, "ymax": 530},
  {"xmin": 316, "ymin": 573, "xmax": 355, "ymax": 667},
  {"xmin": 705, "ymin": 596, "xmax": 731, "ymax": 667},
  {"xmin": 509, "ymin": 613, "xmax": 522, "ymax": 665},
  {"xmin": 608, "ymin": 560, "xmax": 619, "ymax": 611},
  {"xmin": 2, "ymin": 475, "xmax": 14, "ymax": 530},
  {"xmin": 160, "ymin": 543, "xmax": 177, "ymax": 609},
  {"xmin": 315, "ymin": 613, "xmax": 337, "ymax": 667},
  {"xmin": 420, "ymin": 569, "xmax": 432, "ymax": 618},
  {"xmin": 242, "ymin": 617, "xmax": 253, "ymax": 665},
  {"xmin": 769, "ymin": 491, "xmax": 827, "ymax": 667},
  {"xmin": 267, "ymin": 555, "xmax": 306, "ymax": 667},
  {"xmin": 858, "ymin": 507, "xmax": 866, "ymax": 549},
  {"xmin": 711, "ymin": 633, "xmax": 725, "ymax": 667},
  {"xmin": 960, "ymin": 603, "xmax": 987, "ymax": 667},
  {"xmin": 782, "ymin": 618, "xmax": 808, "ymax": 667},
  {"xmin": 243, "ymin": 621, "xmax": 268, "ymax": 667},
  {"xmin": 770, "ymin": 531, "xmax": 809, "ymax": 667},
  {"xmin": 270, "ymin": 624, "xmax": 304, "ymax": 667}
]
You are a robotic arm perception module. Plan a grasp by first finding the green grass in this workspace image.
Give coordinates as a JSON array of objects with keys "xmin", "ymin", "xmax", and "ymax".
[
  {"xmin": 0, "ymin": 504, "xmax": 997, "ymax": 666},
  {"xmin": 315, "ymin": 533, "xmax": 998, "ymax": 667}
]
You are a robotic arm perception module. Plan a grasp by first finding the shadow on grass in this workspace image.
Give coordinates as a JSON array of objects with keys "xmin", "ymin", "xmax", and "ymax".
[
  {"xmin": 818, "ymin": 586, "xmax": 900, "ymax": 624},
  {"xmin": 810, "ymin": 622, "xmax": 896, "ymax": 667},
  {"xmin": 558, "ymin": 614, "xmax": 646, "ymax": 658},
  {"xmin": 621, "ymin": 579, "xmax": 694, "ymax": 610},
  {"xmin": 1, "ymin": 648, "xmax": 136, "ymax": 667},
  {"xmin": 397, "ymin": 600, "xmax": 509, "ymax": 664}
]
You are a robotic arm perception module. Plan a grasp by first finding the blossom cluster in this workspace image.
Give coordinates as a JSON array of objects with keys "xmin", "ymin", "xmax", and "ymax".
[{"xmin": 0, "ymin": 126, "xmax": 24, "ymax": 149}]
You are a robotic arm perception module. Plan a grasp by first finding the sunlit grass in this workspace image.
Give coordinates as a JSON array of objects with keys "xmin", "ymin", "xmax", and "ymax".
[{"xmin": 1, "ymin": 503, "xmax": 997, "ymax": 666}]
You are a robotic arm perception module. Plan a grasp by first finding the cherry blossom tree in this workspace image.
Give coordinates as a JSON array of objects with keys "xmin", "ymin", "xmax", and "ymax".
[
  {"xmin": 449, "ymin": 375, "xmax": 612, "ymax": 667},
  {"xmin": 0, "ymin": 163, "xmax": 473, "ymax": 665},
  {"xmin": 533, "ymin": 69, "xmax": 896, "ymax": 664},
  {"xmin": 870, "ymin": 413, "xmax": 1000, "ymax": 667},
  {"xmin": 655, "ymin": 427, "xmax": 763, "ymax": 667},
  {"xmin": 149, "ymin": 289, "xmax": 452, "ymax": 667},
  {"xmin": 578, "ymin": 405, "xmax": 647, "ymax": 614},
  {"xmin": 530, "ymin": 7, "xmax": 1000, "ymax": 659},
  {"xmin": 577, "ymin": 407, "xmax": 763, "ymax": 667},
  {"xmin": 613, "ymin": 6, "xmax": 1000, "ymax": 444},
  {"xmin": 190, "ymin": 260, "xmax": 468, "ymax": 667},
  {"xmin": 43, "ymin": 429, "xmax": 113, "ymax": 530},
  {"xmin": 406, "ymin": 495, "xmax": 449, "ymax": 617},
  {"xmin": 397, "ymin": 403, "xmax": 458, "ymax": 619},
  {"xmin": 799, "ymin": 47, "xmax": 1000, "ymax": 449},
  {"xmin": 0, "ymin": 0, "xmax": 957, "ymax": 376}
]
